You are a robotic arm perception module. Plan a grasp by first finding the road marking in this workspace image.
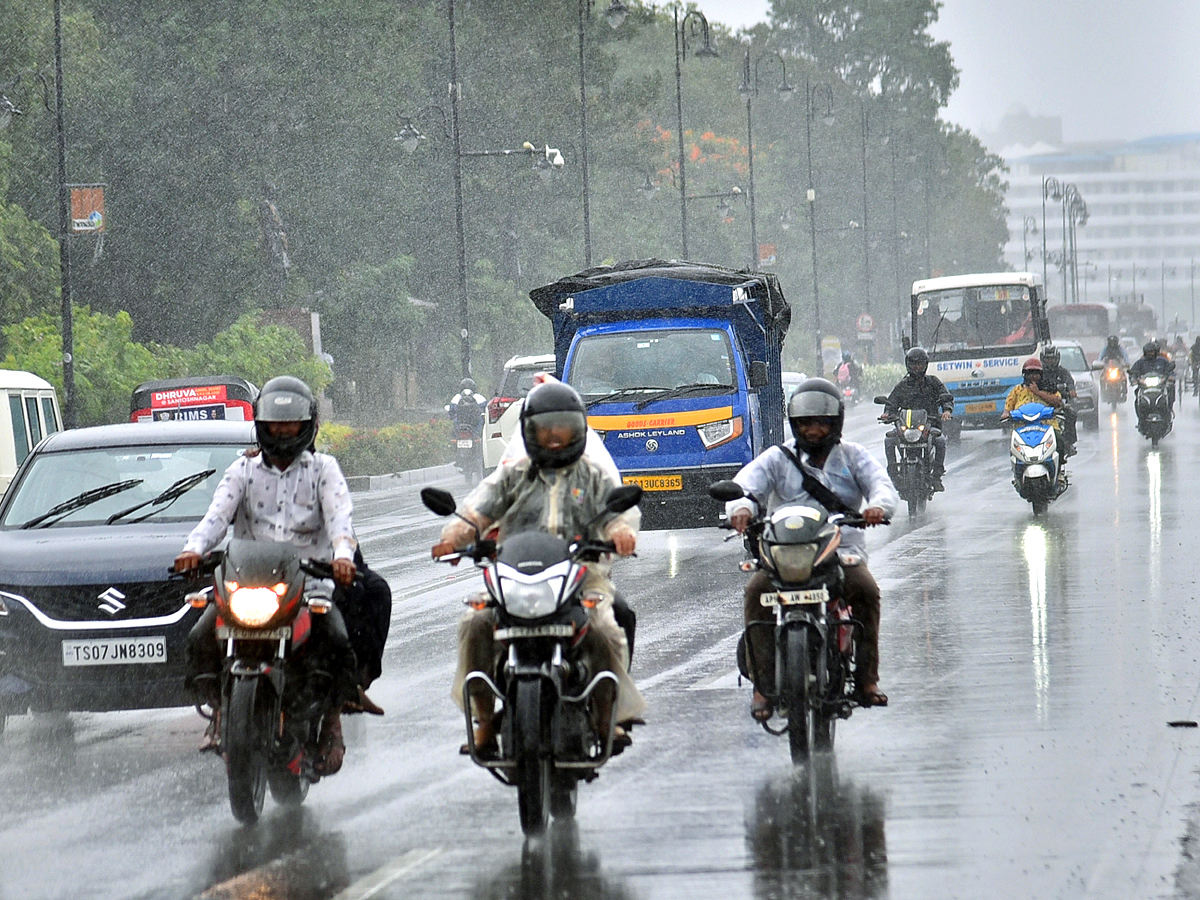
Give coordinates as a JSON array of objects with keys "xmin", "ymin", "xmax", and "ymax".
[
  {"xmin": 688, "ymin": 668, "xmax": 742, "ymax": 691},
  {"xmin": 329, "ymin": 848, "xmax": 443, "ymax": 900}
]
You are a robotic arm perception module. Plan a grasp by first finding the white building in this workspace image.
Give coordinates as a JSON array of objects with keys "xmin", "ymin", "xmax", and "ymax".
[{"xmin": 1003, "ymin": 134, "xmax": 1200, "ymax": 335}]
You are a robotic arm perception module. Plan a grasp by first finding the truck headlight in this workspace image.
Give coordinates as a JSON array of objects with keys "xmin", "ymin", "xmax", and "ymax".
[{"xmin": 697, "ymin": 416, "xmax": 744, "ymax": 449}]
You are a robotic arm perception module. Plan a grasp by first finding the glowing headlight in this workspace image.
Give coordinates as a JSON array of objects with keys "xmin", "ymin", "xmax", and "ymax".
[
  {"xmin": 499, "ymin": 578, "xmax": 564, "ymax": 619},
  {"xmin": 697, "ymin": 416, "xmax": 744, "ymax": 449},
  {"xmin": 229, "ymin": 586, "xmax": 283, "ymax": 627},
  {"xmin": 767, "ymin": 543, "xmax": 818, "ymax": 583},
  {"xmin": 903, "ymin": 428, "xmax": 923, "ymax": 443},
  {"xmin": 1143, "ymin": 376, "xmax": 1162, "ymax": 387}
]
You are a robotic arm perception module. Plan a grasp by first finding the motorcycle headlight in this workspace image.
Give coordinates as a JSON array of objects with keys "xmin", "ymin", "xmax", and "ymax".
[
  {"xmin": 1143, "ymin": 376, "xmax": 1162, "ymax": 387},
  {"xmin": 766, "ymin": 543, "xmax": 818, "ymax": 582},
  {"xmin": 903, "ymin": 428, "xmax": 923, "ymax": 443},
  {"xmin": 1105, "ymin": 368, "xmax": 1121, "ymax": 381},
  {"xmin": 228, "ymin": 583, "xmax": 287, "ymax": 628},
  {"xmin": 499, "ymin": 578, "xmax": 564, "ymax": 619},
  {"xmin": 697, "ymin": 416, "xmax": 744, "ymax": 449}
]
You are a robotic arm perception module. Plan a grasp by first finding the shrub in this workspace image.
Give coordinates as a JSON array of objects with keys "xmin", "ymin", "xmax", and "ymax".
[
  {"xmin": 861, "ymin": 364, "xmax": 905, "ymax": 399},
  {"xmin": 317, "ymin": 419, "xmax": 452, "ymax": 476}
]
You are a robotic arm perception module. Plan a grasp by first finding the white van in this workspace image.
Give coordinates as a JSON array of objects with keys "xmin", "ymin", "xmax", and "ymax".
[{"xmin": 0, "ymin": 371, "xmax": 63, "ymax": 494}]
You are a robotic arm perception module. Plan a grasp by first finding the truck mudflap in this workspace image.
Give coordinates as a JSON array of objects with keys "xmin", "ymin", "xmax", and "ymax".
[{"xmin": 622, "ymin": 465, "xmax": 742, "ymax": 529}]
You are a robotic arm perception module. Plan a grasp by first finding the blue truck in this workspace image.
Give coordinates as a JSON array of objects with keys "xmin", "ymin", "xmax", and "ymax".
[{"xmin": 530, "ymin": 260, "xmax": 791, "ymax": 527}]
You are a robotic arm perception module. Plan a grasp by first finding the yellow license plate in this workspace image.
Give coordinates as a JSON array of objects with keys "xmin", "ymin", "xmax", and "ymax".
[
  {"xmin": 964, "ymin": 400, "xmax": 997, "ymax": 414},
  {"xmin": 623, "ymin": 474, "xmax": 683, "ymax": 492}
]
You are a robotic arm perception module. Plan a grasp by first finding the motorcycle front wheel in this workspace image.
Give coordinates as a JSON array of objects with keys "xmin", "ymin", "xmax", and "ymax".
[
  {"xmin": 514, "ymin": 679, "xmax": 550, "ymax": 835},
  {"xmin": 226, "ymin": 677, "xmax": 271, "ymax": 824},
  {"xmin": 782, "ymin": 627, "xmax": 813, "ymax": 763},
  {"xmin": 550, "ymin": 771, "xmax": 578, "ymax": 819}
]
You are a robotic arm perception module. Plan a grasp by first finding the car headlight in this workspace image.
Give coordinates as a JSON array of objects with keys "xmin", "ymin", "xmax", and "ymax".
[
  {"xmin": 697, "ymin": 416, "xmax": 744, "ymax": 449},
  {"xmin": 766, "ymin": 543, "xmax": 818, "ymax": 582},
  {"xmin": 228, "ymin": 583, "xmax": 287, "ymax": 628},
  {"xmin": 499, "ymin": 578, "xmax": 563, "ymax": 619}
]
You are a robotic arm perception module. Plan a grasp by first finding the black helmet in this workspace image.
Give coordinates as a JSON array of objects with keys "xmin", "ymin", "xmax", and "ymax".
[
  {"xmin": 787, "ymin": 378, "xmax": 844, "ymax": 454},
  {"xmin": 1040, "ymin": 343, "xmax": 1060, "ymax": 366},
  {"xmin": 254, "ymin": 375, "xmax": 318, "ymax": 462},
  {"xmin": 905, "ymin": 346, "xmax": 929, "ymax": 377},
  {"xmin": 1143, "ymin": 340, "xmax": 1160, "ymax": 357},
  {"xmin": 520, "ymin": 381, "xmax": 587, "ymax": 470},
  {"xmin": 1107, "ymin": 335, "xmax": 1120, "ymax": 347},
  {"xmin": 461, "ymin": 377, "xmax": 476, "ymax": 393}
]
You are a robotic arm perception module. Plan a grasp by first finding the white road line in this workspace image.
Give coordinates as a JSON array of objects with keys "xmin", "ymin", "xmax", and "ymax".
[
  {"xmin": 328, "ymin": 847, "xmax": 443, "ymax": 900},
  {"xmin": 687, "ymin": 668, "xmax": 742, "ymax": 691}
]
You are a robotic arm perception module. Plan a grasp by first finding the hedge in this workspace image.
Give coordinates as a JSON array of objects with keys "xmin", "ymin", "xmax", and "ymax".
[{"xmin": 316, "ymin": 420, "xmax": 452, "ymax": 477}]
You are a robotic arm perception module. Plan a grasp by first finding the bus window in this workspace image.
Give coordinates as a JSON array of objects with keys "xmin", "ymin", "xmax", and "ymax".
[
  {"xmin": 25, "ymin": 396, "xmax": 42, "ymax": 446},
  {"xmin": 41, "ymin": 396, "xmax": 59, "ymax": 434},
  {"xmin": 9, "ymin": 394, "xmax": 29, "ymax": 465}
]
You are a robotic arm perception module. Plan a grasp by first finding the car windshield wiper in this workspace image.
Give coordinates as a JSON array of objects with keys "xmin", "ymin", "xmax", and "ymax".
[
  {"xmin": 584, "ymin": 386, "xmax": 670, "ymax": 409},
  {"xmin": 20, "ymin": 478, "xmax": 145, "ymax": 529},
  {"xmin": 105, "ymin": 468, "xmax": 217, "ymax": 525},
  {"xmin": 633, "ymin": 383, "xmax": 735, "ymax": 411}
]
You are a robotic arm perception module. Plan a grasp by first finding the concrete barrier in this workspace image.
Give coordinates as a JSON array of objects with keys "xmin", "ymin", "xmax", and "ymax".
[{"xmin": 346, "ymin": 463, "xmax": 458, "ymax": 493}]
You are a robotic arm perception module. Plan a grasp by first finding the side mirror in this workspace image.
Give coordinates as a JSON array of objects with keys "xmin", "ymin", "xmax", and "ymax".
[
  {"xmin": 873, "ymin": 395, "xmax": 889, "ymax": 405},
  {"xmin": 604, "ymin": 484, "xmax": 643, "ymax": 515},
  {"xmin": 420, "ymin": 487, "xmax": 457, "ymax": 517},
  {"xmin": 748, "ymin": 360, "xmax": 769, "ymax": 388},
  {"xmin": 708, "ymin": 480, "xmax": 745, "ymax": 502}
]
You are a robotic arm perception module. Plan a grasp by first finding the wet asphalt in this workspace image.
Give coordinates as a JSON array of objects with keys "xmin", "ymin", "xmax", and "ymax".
[{"xmin": 4, "ymin": 399, "xmax": 1200, "ymax": 899}]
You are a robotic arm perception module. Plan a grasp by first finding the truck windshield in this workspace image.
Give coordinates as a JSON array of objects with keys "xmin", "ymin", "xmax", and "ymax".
[
  {"xmin": 568, "ymin": 329, "xmax": 736, "ymax": 397},
  {"xmin": 916, "ymin": 284, "xmax": 1033, "ymax": 352}
]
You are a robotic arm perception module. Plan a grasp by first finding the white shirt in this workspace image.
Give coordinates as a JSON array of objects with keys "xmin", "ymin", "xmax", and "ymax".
[{"xmin": 183, "ymin": 450, "xmax": 357, "ymax": 561}]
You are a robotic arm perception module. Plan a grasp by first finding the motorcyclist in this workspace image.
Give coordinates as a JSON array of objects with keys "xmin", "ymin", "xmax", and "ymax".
[
  {"xmin": 836, "ymin": 351, "xmax": 862, "ymax": 396},
  {"xmin": 1189, "ymin": 337, "xmax": 1200, "ymax": 396},
  {"xmin": 447, "ymin": 377, "xmax": 487, "ymax": 436},
  {"xmin": 1098, "ymin": 335, "xmax": 1129, "ymax": 367},
  {"xmin": 1001, "ymin": 358, "xmax": 1063, "ymax": 423},
  {"xmin": 431, "ymin": 381, "xmax": 646, "ymax": 753},
  {"xmin": 726, "ymin": 378, "xmax": 898, "ymax": 715},
  {"xmin": 1037, "ymin": 344, "xmax": 1077, "ymax": 458},
  {"xmin": 175, "ymin": 376, "xmax": 365, "ymax": 775},
  {"xmin": 1128, "ymin": 340, "xmax": 1176, "ymax": 410},
  {"xmin": 881, "ymin": 347, "xmax": 953, "ymax": 491}
]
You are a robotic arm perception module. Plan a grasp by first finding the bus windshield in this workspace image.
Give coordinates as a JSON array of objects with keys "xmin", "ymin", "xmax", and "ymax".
[
  {"xmin": 915, "ymin": 284, "xmax": 1033, "ymax": 352},
  {"xmin": 568, "ymin": 329, "xmax": 736, "ymax": 397},
  {"xmin": 1047, "ymin": 305, "xmax": 1112, "ymax": 340}
]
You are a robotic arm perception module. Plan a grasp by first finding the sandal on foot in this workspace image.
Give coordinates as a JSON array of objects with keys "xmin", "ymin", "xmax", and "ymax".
[
  {"xmin": 855, "ymin": 686, "xmax": 889, "ymax": 707},
  {"xmin": 751, "ymin": 691, "xmax": 774, "ymax": 722}
]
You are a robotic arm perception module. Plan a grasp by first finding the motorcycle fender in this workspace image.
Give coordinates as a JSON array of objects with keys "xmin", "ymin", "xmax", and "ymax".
[
  {"xmin": 1023, "ymin": 464, "xmax": 1050, "ymax": 480},
  {"xmin": 292, "ymin": 607, "xmax": 312, "ymax": 647}
]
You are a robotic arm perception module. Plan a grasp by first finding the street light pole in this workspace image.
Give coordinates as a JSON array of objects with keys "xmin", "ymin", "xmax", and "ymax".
[
  {"xmin": 1042, "ymin": 176, "xmax": 1060, "ymax": 301},
  {"xmin": 672, "ymin": 6, "xmax": 716, "ymax": 260},
  {"xmin": 1022, "ymin": 216, "xmax": 1037, "ymax": 271},
  {"xmin": 739, "ymin": 49, "xmax": 793, "ymax": 272},
  {"xmin": 576, "ymin": 0, "xmax": 593, "ymax": 268},
  {"xmin": 804, "ymin": 78, "xmax": 833, "ymax": 376},
  {"xmin": 51, "ymin": 0, "xmax": 75, "ymax": 428},
  {"xmin": 447, "ymin": 0, "xmax": 471, "ymax": 379},
  {"xmin": 859, "ymin": 101, "xmax": 870, "ymax": 313}
]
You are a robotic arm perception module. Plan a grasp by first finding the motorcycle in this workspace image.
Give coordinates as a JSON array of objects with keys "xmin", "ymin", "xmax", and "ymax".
[
  {"xmin": 709, "ymin": 480, "xmax": 882, "ymax": 763},
  {"xmin": 179, "ymin": 540, "xmax": 354, "ymax": 824},
  {"xmin": 447, "ymin": 398, "xmax": 485, "ymax": 486},
  {"xmin": 422, "ymin": 483, "xmax": 643, "ymax": 836},
  {"xmin": 874, "ymin": 398, "xmax": 939, "ymax": 516},
  {"xmin": 1099, "ymin": 361, "xmax": 1127, "ymax": 408},
  {"xmin": 835, "ymin": 366, "xmax": 860, "ymax": 407},
  {"xmin": 1133, "ymin": 373, "xmax": 1173, "ymax": 447},
  {"xmin": 1006, "ymin": 402, "xmax": 1068, "ymax": 515}
]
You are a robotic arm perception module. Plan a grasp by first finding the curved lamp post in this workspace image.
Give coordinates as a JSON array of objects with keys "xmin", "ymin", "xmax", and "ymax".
[
  {"xmin": 1022, "ymin": 215, "xmax": 1038, "ymax": 270},
  {"xmin": 673, "ymin": 6, "xmax": 718, "ymax": 260},
  {"xmin": 739, "ymin": 48, "xmax": 793, "ymax": 271}
]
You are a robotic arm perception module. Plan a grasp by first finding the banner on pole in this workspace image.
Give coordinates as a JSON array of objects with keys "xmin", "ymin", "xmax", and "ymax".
[{"xmin": 69, "ymin": 184, "xmax": 106, "ymax": 233}]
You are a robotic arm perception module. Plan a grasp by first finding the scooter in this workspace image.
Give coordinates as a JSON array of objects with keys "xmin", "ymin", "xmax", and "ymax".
[
  {"xmin": 1007, "ymin": 402, "xmax": 1068, "ymax": 515},
  {"xmin": 1133, "ymin": 373, "xmax": 1173, "ymax": 447},
  {"xmin": 447, "ymin": 401, "xmax": 485, "ymax": 486},
  {"xmin": 874, "ymin": 398, "xmax": 939, "ymax": 516},
  {"xmin": 1099, "ymin": 361, "xmax": 1127, "ymax": 408},
  {"xmin": 423, "ymin": 483, "xmax": 642, "ymax": 836}
]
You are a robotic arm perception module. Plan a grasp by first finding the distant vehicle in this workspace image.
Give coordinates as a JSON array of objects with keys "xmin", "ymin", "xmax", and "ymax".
[
  {"xmin": 0, "ymin": 421, "xmax": 255, "ymax": 732},
  {"xmin": 481, "ymin": 354, "xmax": 556, "ymax": 473},
  {"xmin": 1047, "ymin": 302, "xmax": 1117, "ymax": 363},
  {"xmin": 130, "ymin": 376, "xmax": 258, "ymax": 423},
  {"xmin": 1056, "ymin": 341, "xmax": 1100, "ymax": 430},
  {"xmin": 781, "ymin": 371, "xmax": 807, "ymax": 402},
  {"xmin": 0, "ymin": 370, "xmax": 62, "ymax": 496},
  {"xmin": 1116, "ymin": 302, "xmax": 1157, "ymax": 344}
]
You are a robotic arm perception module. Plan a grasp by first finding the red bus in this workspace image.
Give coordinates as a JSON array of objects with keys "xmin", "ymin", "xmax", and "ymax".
[{"xmin": 130, "ymin": 376, "xmax": 258, "ymax": 423}]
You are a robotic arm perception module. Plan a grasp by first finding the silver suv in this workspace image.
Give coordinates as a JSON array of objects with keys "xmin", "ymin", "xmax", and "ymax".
[{"xmin": 482, "ymin": 354, "xmax": 556, "ymax": 473}]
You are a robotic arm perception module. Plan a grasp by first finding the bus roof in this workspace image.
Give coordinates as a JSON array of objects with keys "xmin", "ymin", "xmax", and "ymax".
[
  {"xmin": 0, "ymin": 369, "xmax": 56, "ymax": 391},
  {"xmin": 912, "ymin": 272, "xmax": 1042, "ymax": 295}
]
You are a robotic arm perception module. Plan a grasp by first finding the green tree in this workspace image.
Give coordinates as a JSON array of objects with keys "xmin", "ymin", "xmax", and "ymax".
[{"xmin": 185, "ymin": 313, "xmax": 333, "ymax": 394}]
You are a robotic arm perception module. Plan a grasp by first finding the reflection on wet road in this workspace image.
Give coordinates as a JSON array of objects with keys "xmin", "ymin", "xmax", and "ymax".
[{"xmin": 6, "ymin": 406, "xmax": 1200, "ymax": 899}]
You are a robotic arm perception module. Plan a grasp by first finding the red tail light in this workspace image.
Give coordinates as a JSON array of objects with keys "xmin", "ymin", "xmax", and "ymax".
[{"xmin": 488, "ymin": 397, "xmax": 516, "ymax": 424}]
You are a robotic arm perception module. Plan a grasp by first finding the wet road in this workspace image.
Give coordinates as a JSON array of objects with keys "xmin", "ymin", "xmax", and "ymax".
[{"xmin": 4, "ymin": 400, "xmax": 1200, "ymax": 899}]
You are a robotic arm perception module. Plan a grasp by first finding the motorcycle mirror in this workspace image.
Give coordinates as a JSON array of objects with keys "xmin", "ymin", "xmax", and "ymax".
[
  {"xmin": 873, "ymin": 395, "xmax": 889, "ymax": 404},
  {"xmin": 420, "ymin": 487, "xmax": 457, "ymax": 517},
  {"xmin": 604, "ymin": 484, "xmax": 643, "ymax": 515},
  {"xmin": 708, "ymin": 480, "xmax": 744, "ymax": 502},
  {"xmin": 1090, "ymin": 360, "xmax": 1105, "ymax": 371}
]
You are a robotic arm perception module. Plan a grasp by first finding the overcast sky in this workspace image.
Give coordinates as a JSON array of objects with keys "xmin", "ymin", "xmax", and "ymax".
[{"xmin": 693, "ymin": 0, "xmax": 1200, "ymax": 145}]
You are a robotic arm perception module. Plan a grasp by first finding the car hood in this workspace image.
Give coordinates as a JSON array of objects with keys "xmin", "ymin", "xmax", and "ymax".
[{"xmin": 0, "ymin": 523, "xmax": 198, "ymax": 586}]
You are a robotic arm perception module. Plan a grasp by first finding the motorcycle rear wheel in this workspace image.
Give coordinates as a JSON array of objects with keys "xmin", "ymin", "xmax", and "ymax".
[
  {"xmin": 782, "ymin": 627, "xmax": 813, "ymax": 763},
  {"xmin": 226, "ymin": 677, "xmax": 270, "ymax": 824},
  {"xmin": 549, "ymin": 771, "xmax": 578, "ymax": 819},
  {"xmin": 268, "ymin": 760, "xmax": 310, "ymax": 807},
  {"xmin": 514, "ymin": 679, "xmax": 550, "ymax": 835}
]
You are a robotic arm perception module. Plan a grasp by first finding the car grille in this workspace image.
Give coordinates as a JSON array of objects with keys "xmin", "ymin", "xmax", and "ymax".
[{"xmin": 0, "ymin": 580, "xmax": 190, "ymax": 624}]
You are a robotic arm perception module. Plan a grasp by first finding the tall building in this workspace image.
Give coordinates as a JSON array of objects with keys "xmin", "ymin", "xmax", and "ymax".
[{"xmin": 1003, "ymin": 134, "xmax": 1200, "ymax": 335}]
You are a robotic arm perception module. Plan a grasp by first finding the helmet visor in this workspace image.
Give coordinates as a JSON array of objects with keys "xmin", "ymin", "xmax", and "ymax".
[
  {"xmin": 788, "ymin": 389, "xmax": 841, "ymax": 419},
  {"xmin": 524, "ymin": 409, "xmax": 586, "ymax": 450},
  {"xmin": 256, "ymin": 389, "xmax": 314, "ymax": 422}
]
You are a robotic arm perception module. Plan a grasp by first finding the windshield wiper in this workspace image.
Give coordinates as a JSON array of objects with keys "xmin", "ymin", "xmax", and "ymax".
[
  {"xmin": 633, "ymin": 383, "xmax": 735, "ymax": 411},
  {"xmin": 20, "ymin": 478, "xmax": 145, "ymax": 529},
  {"xmin": 105, "ymin": 468, "xmax": 217, "ymax": 525},
  {"xmin": 584, "ymin": 386, "xmax": 670, "ymax": 409}
]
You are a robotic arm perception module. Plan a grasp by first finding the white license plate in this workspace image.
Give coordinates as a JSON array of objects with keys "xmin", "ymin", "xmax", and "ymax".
[
  {"xmin": 216, "ymin": 626, "xmax": 292, "ymax": 641},
  {"xmin": 61, "ymin": 636, "xmax": 167, "ymax": 667},
  {"xmin": 494, "ymin": 624, "xmax": 575, "ymax": 640},
  {"xmin": 457, "ymin": 439, "xmax": 474, "ymax": 449},
  {"xmin": 761, "ymin": 588, "xmax": 829, "ymax": 606}
]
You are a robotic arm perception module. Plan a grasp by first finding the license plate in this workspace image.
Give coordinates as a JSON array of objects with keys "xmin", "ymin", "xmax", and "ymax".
[
  {"xmin": 494, "ymin": 624, "xmax": 575, "ymax": 640},
  {"xmin": 964, "ymin": 401, "xmax": 997, "ymax": 414},
  {"xmin": 61, "ymin": 636, "xmax": 167, "ymax": 667},
  {"xmin": 761, "ymin": 588, "xmax": 829, "ymax": 606},
  {"xmin": 623, "ymin": 474, "xmax": 683, "ymax": 492},
  {"xmin": 216, "ymin": 626, "xmax": 292, "ymax": 641},
  {"xmin": 457, "ymin": 439, "xmax": 474, "ymax": 449}
]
